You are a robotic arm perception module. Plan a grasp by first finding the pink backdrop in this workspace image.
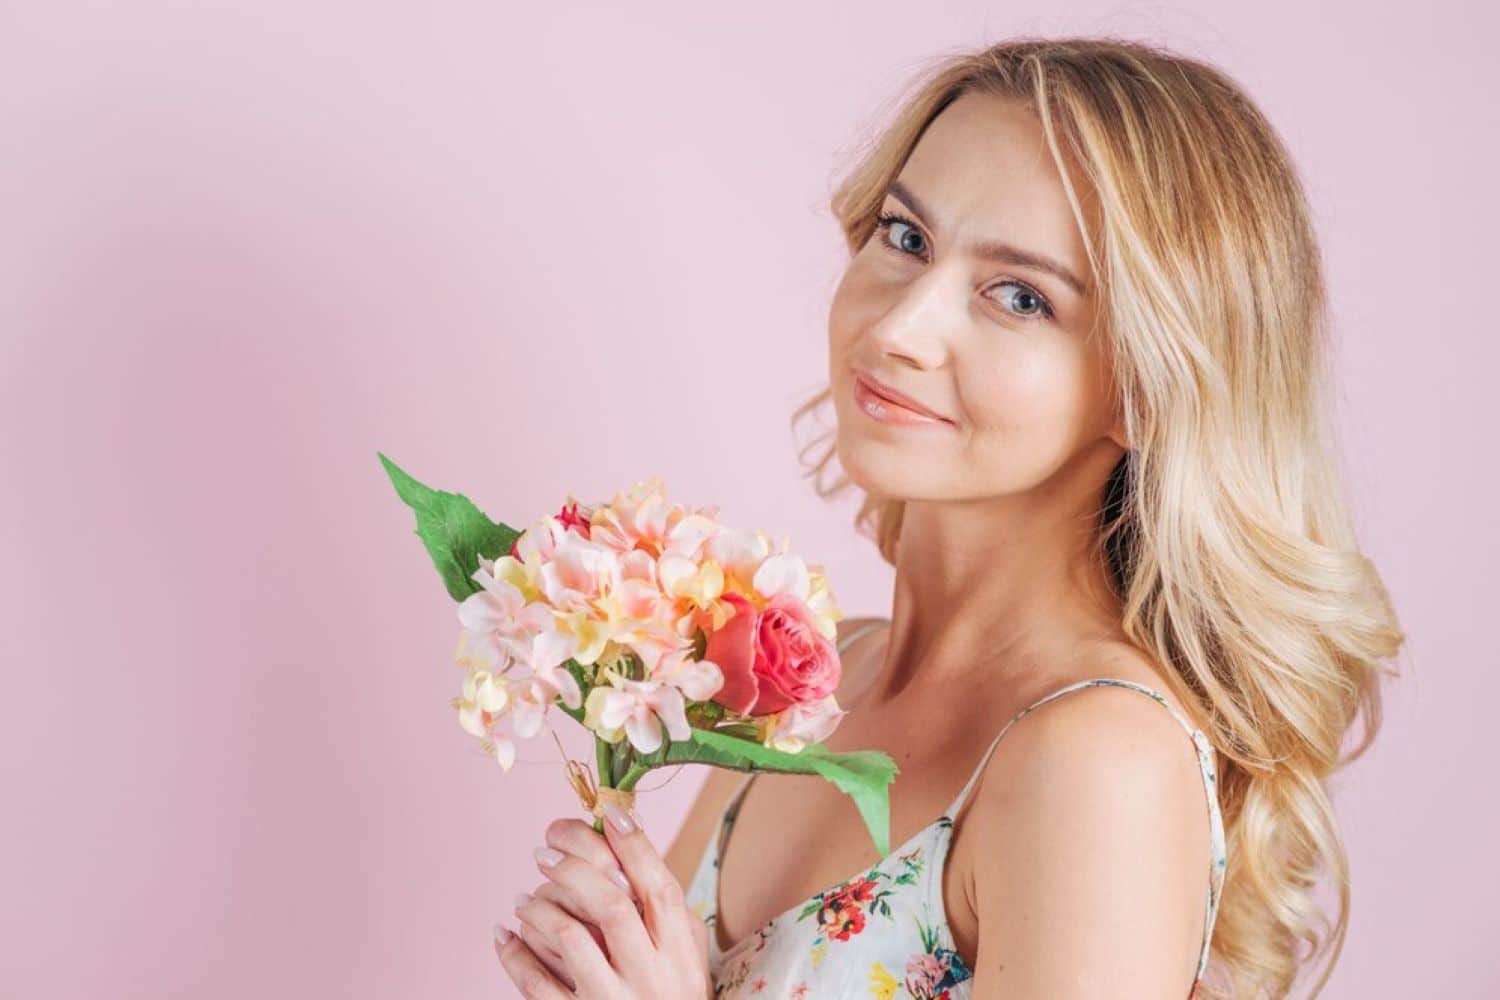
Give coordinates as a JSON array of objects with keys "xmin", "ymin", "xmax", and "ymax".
[{"xmin": 3, "ymin": 3, "xmax": 1492, "ymax": 996}]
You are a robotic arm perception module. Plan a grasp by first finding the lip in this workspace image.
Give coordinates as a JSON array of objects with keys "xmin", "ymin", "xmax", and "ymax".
[{"xmin": 852, "ymin": 369, "xmax": 953, "ymax": 424}]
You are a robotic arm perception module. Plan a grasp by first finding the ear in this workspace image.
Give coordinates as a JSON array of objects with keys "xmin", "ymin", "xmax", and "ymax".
[{"xmin": 1106, "ymin": 411, "xmax": 1129, "ymax": 452}]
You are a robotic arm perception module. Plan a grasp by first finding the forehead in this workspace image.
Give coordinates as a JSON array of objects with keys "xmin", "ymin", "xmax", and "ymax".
[{"xmin": 893, "ymin": 92, "xmax": 1096, "ymax": 281}]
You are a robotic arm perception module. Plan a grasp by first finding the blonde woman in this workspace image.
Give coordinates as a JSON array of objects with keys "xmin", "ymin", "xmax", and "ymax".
[{"xmin": 494, "ymin": 36, "xmax": 1404, "ymax": 1000}]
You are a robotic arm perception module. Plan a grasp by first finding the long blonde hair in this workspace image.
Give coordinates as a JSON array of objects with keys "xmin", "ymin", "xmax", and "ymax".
[{"xmin": 793, "ymin": 37, "xmax": 1406, "ymax": 998}]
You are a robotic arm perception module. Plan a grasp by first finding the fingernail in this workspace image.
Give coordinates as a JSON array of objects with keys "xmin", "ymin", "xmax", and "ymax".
[
  {"xmin": 493, "ymin": 922, "xmax": 512, "ymax": 945},
  {"xmin": 603, "ymin": 802, "xmax": 635, "ymax": 833},
  {"xmin": 533, "ymin": 846, "xmax": 565, "ymax": 867},
  {"xmin": 608, "ymin": 868, "xmax": 633, "ymax": 893},
  {"xmin": 513, "ymin": 891, "xmax": 530, "ymax": 910}
]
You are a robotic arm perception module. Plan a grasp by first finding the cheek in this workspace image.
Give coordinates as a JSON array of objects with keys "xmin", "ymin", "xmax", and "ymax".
[
  {"xmin": 827, "ymin": 261, "xmax": 878, "ymax": 351},
  {"xmin": 959, "ymin": 341, "xmax": 1096, "ymax": 441}
]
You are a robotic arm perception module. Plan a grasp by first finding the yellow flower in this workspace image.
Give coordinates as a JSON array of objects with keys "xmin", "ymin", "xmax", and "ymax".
[
  {"xmin": 867, "ymin": 961, "xmax": 899, "ymax": 1000},
  {"xmin": 463, "ymin": 669, "xmax": 509, "ymax": 713},
  {"xmin": 658, "ymin": 555, "xmax": 726, "ymax": 613},
  {"xmin": 453, "ymin": 669, "xmax": 516, "ymax": 769},
  {"xmin": 557, "ymin": 605, "xmax": 617, "ymax": 667},
  {"xmin": 583, "ymin": 684, "xmax": 626, "ymax": 744},
  {"xmin": 490, "ymin": 552, "xmax": 541, "ymax": 602},
  {"xmin": 805, "ymin": 567, "xmax": 843, "ymax": 639},
  {"xmin": 809, "ymin": 941, "xmax": 828, "ymax": 969}
]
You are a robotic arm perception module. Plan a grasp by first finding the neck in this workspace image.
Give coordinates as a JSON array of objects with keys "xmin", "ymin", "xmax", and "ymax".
[{"xmin": 866, "ymin": 442, "xmax": 1128, "ymax": 703}]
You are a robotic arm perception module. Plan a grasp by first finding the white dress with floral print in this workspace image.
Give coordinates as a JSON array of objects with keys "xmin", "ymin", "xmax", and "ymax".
[{"xmin": 684, "ymin": 620, "xmax": 1228, "ymax": 999}]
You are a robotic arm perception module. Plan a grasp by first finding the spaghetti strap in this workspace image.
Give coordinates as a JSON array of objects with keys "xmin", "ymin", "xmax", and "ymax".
[
  {"xmin": 943, "ymin": 677, "xmax": 1213, "ymax": 822},
  {"xmin": 836, "ymin": 617, "xmax": 889, "ymax": 653}
]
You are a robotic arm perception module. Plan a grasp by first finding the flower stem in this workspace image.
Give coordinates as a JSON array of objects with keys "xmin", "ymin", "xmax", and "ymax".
[
  {"xmin": 617, "ymin": 763, "xmax": 652, "ymax": 791},
  {"xmin": 592, "ymin": 735, "xmax": 613, "ymax": 837}
]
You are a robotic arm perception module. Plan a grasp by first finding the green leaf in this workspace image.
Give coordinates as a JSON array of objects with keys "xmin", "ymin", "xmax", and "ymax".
[
  {"xmin": 664, "ymin": 728, "xmax": 899, "ymax": 855},
  {"xmin": 378, "ymin": 452, "xmax": 521, "ymax": 602}
]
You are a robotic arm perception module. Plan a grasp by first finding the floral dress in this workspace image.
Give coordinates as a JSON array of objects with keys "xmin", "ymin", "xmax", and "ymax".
[{"xmin": 683, "ymin": 622, "xmax": 1228, "ymax": 999}]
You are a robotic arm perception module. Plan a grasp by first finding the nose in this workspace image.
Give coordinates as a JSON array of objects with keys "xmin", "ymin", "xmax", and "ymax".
[{"xmin": 864, "ymin": 269, "xmax": 958, "ymax": 370}]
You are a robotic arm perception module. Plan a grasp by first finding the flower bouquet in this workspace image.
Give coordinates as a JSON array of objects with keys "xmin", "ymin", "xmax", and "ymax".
[{"xmin": 379, "ymin": 453, "xmax": 899, "ymax": 854}]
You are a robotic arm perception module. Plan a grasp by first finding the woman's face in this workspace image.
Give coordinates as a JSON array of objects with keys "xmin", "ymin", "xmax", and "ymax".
[{"xmin": 828, "ymin": 91, "xmax": 1123, "ymax": 503}]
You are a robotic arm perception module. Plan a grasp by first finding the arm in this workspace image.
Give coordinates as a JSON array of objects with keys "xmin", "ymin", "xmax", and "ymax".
[{"xmin": 964, "ymin": 686, "xmax": 1212, "ymax": 999}]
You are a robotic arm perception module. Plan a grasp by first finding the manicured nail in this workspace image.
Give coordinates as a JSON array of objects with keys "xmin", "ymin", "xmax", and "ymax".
[
  {"xmin": 603, "ymin": 802, "xmax": 635, "ymax": 833},
  {"xmin": 513, "ymin": 891, "xmax": 530, "ymax": 910},
  {"xmin": 534, "ymin": 846, "xmax": 565, "ymax": 867},
  {"xmin": 608, "ymin": 868, "xmax": 633, "ymax": 893},
  {"xmin": 493, "ymin": 922, "xmax": 512, "ymax": 945}
]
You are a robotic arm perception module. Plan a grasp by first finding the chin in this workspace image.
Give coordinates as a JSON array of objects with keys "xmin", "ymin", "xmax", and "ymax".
[{"xmin": 833, "ymin": 430, "xmax": 931, "ymax": 497}]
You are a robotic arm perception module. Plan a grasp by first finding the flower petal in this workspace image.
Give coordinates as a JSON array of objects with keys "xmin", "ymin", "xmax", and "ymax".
[
  {"xmin": 647, "ymin": 684, "xmax": 691, "ymax": 742},
  {"xmin": 624, "ymin": 708, "xmax": 663, "ymax": 755},
  {"xmin": 455, "ymin": 629, "xmax": 501, "ymax": 669},
  {"xmin": 458, "ymin": 703, "xmax": 488, "ymax": 738},
  {"xmin": 456, "ymin": 590, "xmax": 507, "ymax": 633},
  {"xmin": 510, "ymin": 698, "xmax": 545, "ymax": 738},
  {"xmin": 493, "ymin": 737, "xmax": 516, "ymax": 770},
  {"xmin": 598, "ymin": 688, "xmax": 636, "ymax": 730},
  {"xmin": 676, "ymin": 657, "xmax": 724, "ymax": 702},
  {"xmin": 476, "ymin": 673, "xmax": 509, "ymax": 713},
  {"xmin": 552, "ymin": 666, "xmax": 583, "ymax": 710},
  {"xmin": 532, "ymin": 627, "xmax": 576, "ymax": 672},
  {"xmin": 752, "ymin": 552, "xmax": 811, "ymax": 602}
]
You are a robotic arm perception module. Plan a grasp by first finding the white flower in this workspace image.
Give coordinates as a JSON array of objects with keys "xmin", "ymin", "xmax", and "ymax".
[
  {"xmin": 704, "ymin": 527, "xmax": 771, "ymax": 582},
  {"xmin": 591, "ymin": 676, "xmax": 691, "ymax": 755},
  {"xmin": 753, "ymin": 552, "xmax": 812, "ymax": 603},
  {"xmin": 583, "ymin": 685, "xmax": 625, "ymax": 744},
  {"xmin": 762, "ymin": 695, "xmax": 847, "ymax": 754},
  {"xmin": 454, "ymin": 668, "xmax": 517, "ymax": 770},
  {"xmin": 509, "ymin": 663, "xmax": 584, "ymax": 738},
  {"xmin": 651, "ymin": 645, "xmax": 725, "ymax": 702},
  {"xmin": 457, "ymin": 559, "xmax": 554, "ymax": 667}
]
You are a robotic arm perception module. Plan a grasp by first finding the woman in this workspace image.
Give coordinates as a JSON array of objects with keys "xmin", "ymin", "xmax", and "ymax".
[{"xmin": 494, "ymin": 36, "xmax": 1404, "ymax": 999}]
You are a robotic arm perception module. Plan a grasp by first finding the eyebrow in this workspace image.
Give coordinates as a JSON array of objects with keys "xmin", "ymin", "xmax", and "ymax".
[{"xmin": 885, "ymin": 178, "xmax": 1090, "ymax": 298}]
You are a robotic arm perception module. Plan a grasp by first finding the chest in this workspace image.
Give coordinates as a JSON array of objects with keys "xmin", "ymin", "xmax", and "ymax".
[{"xmin": 713, "ymin": 715, "xmax": 990, "ymax": 964}]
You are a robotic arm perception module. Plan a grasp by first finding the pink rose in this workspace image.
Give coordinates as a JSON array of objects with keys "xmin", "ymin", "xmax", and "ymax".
[{"xmin": 703, "ymin": 592, "xmax": 842, "ymax": 716}]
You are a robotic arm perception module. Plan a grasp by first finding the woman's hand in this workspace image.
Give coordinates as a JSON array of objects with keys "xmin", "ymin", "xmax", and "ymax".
[
  {"xmin": 493, "ymin": 809, "xmax": 644, "ymax": 992},
  {"xmin": 494, "ymin": 800, "xmax": 712, "ymax": 999}
]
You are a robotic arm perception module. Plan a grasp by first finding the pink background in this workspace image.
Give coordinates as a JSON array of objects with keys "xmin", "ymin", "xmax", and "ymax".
[{"xmin": 3, "ymin": 2, "xmax": 1492, "ymax": 996}]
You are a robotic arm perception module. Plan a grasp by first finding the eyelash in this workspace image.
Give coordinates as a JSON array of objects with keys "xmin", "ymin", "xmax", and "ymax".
[{"xmin": 872, "ymin": 211, "xmax": 1057, "ymax": 322}]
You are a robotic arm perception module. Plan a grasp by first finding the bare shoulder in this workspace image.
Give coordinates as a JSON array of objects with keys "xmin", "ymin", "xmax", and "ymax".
[{"xmin": 961, "ymin": 659, "xmax": 1212, "ymax": 996}]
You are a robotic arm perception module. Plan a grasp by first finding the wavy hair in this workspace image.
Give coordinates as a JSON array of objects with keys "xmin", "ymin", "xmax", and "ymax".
[{"xmin": 792, "ymin": 36, "xmax": 1406, "ymax": 998}]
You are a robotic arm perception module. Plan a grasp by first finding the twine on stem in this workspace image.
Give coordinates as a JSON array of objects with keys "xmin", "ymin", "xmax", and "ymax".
[{"xmin": 549, "ymin": 727, "xmax": 637, "ymax": 820}]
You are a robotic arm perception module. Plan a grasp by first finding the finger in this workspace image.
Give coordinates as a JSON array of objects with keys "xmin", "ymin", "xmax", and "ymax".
[
  {"xmin": 534, "ymin": 849, "xmax": 655, "ymax": 983},
  {"xmin": 493, "ymin": 921, "xmax": 573, "ymax": 1000},
  {"xmin": 514, "ymin": 891, "xmax": 620, "ymax": 997},
  {"xmin": 531, "ymin": 881, "xmax": 610, "ymax": 954},
  {"xmin": 535, "ymin": 838, "xmax": 640, "ymax": 909},
  {"xmin": 599, "ymin": 801, "xmax": 700, "ymax": 960},
  {"xmin": 543, "ymin": 817, "xmax": 629, "ymax": 874},
  {"xmin": 508, "ymin": 901, "xmax": 578, "ymax": 993}
]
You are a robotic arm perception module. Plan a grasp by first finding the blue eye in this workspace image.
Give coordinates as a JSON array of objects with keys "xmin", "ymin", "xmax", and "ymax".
[
  {"xmin": 871, "ymin": 211, "xmax": 1057, "ymax": 323},
  {"xmin": 988, "ymin": 281, "xmax": 1054, "ymax": 320},
  {"xmin": 874, "ymin": 212, "xmax": 928, "ymax": 257}
]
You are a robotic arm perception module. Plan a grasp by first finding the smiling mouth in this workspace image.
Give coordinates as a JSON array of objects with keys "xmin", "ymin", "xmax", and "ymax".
[{"xmin": 852, "ymin": 375, "xmax": 953, "ymax": 428}]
